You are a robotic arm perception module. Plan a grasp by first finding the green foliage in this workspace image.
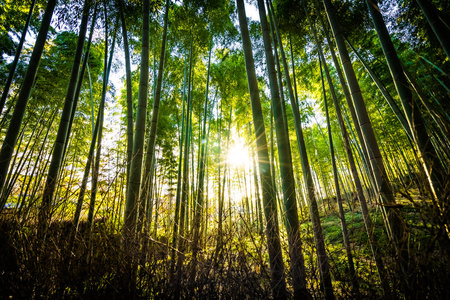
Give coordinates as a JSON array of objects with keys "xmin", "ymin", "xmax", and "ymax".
[
  {"xmin": 0, "ymin": 0, "xmax": 449, "ymax": 298},
  {"xmin": 211, "ymin": 49, "xmax": 250, "ymax": 128},
  {"xmin": 0, "ymin": 0, "xmax": 43, "ymax": 59}
]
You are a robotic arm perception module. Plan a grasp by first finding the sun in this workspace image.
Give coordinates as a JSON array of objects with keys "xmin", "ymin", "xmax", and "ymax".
[{"xmin": 226, "ymin": 140, "xmax": 250, "ymax": 168}]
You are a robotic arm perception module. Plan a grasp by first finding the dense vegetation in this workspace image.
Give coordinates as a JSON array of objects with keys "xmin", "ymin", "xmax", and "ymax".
[{"xmin": 0, "ymin": 0, "xmax": 449, "ymax": 298}]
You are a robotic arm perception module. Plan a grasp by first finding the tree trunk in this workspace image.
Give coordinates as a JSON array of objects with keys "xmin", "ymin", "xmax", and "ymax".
[
  {"xmin": 366, "ymin": 0, "xmax": 446, "ymax": 208},
  {"xmin": 216, "ymin": 102, "xmax": 223, "ymax": 255},
  {"xmin": 191, "ymin": 44, "xmax": 212, "ymax": 278},
  {"xmin": 415, "ymin": 0, "xmax": 450, "ymax": 58},
  {"xmin": 0, "ymin": 0, "xmax": 36, "ymax": 114},
  {"xmin": 0, "ymin": 0, "xmax": 57, "ymax": 206},
  {"xmin": 73, "ymin": 103, "xmax": 102, "ymax": 229},
  {"xmin": 40, "ymin": 0, "xmax": 91, "ymax": 229},
  {"xmin": 18, "ymin": 110, "xmax": 57, "ymax": 221},
  {"xmin": 139, "ymin": 0, "xmax": 170, "ymax": 232},
  {"xmin": 62, "ymin": 4, "xmax": 98, "ymax": 163},
  {"xmin": 314, "ymin": 3, "xmax": 392, "ymax": 295},
  {"xmin": 316, "ymin": 9, "xmax": 377, "ymax": 201},
  {"xmin": 124, "ymin": 0, "xmax": 151, "ymax": 237},
  {"xmin": 118, "ymin": 0, "xmax": 134, "ymax": 187},
  {"xmin": 170, "ymin": 50, "xmax": 188, "ymax": 276},
  {"xmin": 267, "ymin": 1, "xmax": 329, "ymax": 298},
  {"xmin": 321, "ymin": 0, "xmax": 404, "ymax": 250},
  {"xmin": 174, "ymin": 34, "xmax": 194, "ymax": 300},
  {"xmin": 89, "ymin": 18, "xmax": 118, "ymax": 227},
  {"xmin": 320, "ymin": 58, "xmax": 359, "ymax": 293},
  {"xmin": 237, "ymin": 0, "xmax": 287, "ymax": 298},
  {"xmin": 250, "ymin": 127, "xmax": 264, "ymax": 236},
  {"xmin": 344, "ymin": 38, "xmax": 412, "ymax": 140}
]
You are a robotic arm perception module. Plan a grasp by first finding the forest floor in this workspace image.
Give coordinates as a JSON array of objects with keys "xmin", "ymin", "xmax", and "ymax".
[{"xmin": 0, "ymin": 192, "xmax": 448, "ymax": 299}]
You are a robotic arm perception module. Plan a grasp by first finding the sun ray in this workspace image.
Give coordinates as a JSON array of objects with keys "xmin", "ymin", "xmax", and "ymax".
[{"xmin": 227, "ymin": 139, "xmax": 250, "ymax": 168}]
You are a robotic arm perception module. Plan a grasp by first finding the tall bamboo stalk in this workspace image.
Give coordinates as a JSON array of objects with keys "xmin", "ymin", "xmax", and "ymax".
[
  {"xmin": 40, "ymin": 0, "xmax": 91, "ymax": 229},
  {"xmin": 0, "ymin": 0, "xmax": 57, "ymax": 205},
  {"xmin": 237, "ymin": 0, "xmax": 287, "ymax": 297},
  {"xmin": 321, "ymin": 0, "xmax": 404, "ymax": 252},
  {"xmin": 124, "ymin": 0, "xmax": 151, "ymax": 237},
  {"xmin": 118, "ymin": 0, "xmax": 134, "ymax": 186},
  {"xmin": 0, "ymin": 0, "xmax": 37, "ymax": 114},
  {"xmin": 267, "ymin": 1, "xmax": 331, "ymax": 297},
  {"xmin": 320, "ymin": 58, "xmax": 359, "ymax": 293},
  {"xmin": 140, "ymin": 0, "xmax": 171, "ymax": 231}
]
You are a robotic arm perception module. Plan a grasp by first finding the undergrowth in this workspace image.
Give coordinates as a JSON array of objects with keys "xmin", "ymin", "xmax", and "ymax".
[{"xmin": 0, "ymin": 201, "xmax": 449, "ymax": 299}]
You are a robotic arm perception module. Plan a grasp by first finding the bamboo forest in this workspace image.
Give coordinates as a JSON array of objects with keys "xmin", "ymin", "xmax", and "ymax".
[{"xmin": 0, "ymin": 0, "xmax": 449, "ymax": 298}]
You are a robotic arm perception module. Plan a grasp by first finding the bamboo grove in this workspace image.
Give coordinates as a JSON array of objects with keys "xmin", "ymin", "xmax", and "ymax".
[{"xmin": 0, "ymin": 0, "xmax": 449, "ymax": 298}]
